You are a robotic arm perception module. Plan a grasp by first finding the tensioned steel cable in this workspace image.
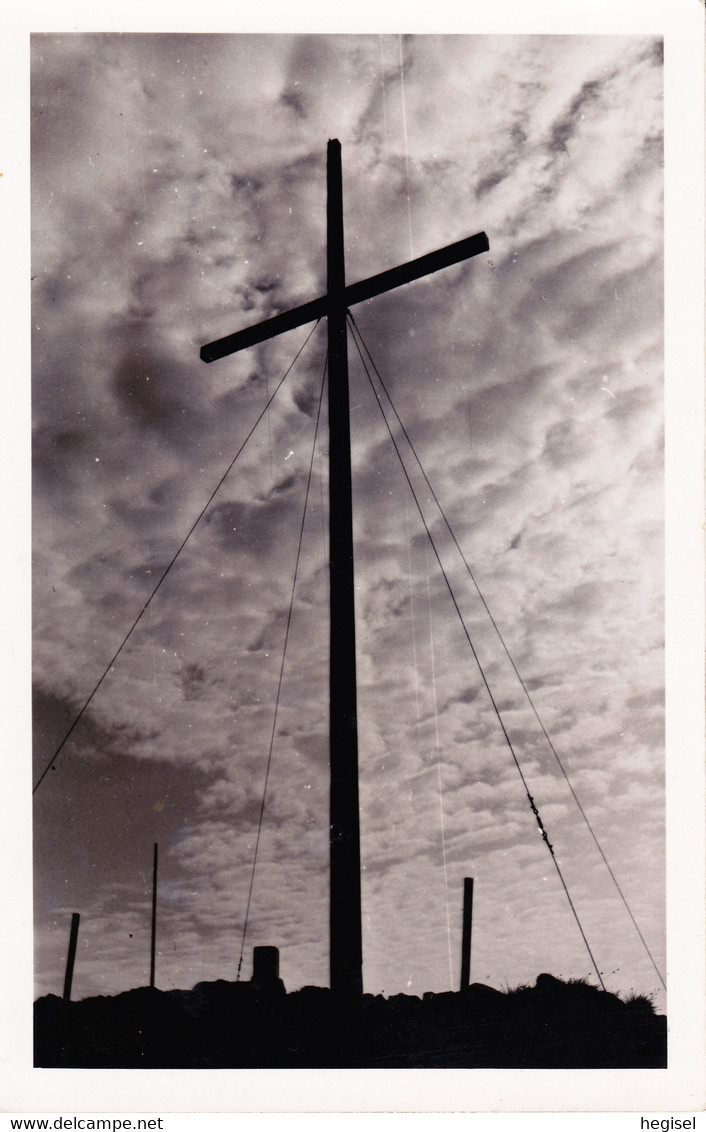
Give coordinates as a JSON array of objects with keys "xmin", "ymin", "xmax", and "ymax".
[
  {"xmin": 348, "ymin": 311, "xmax": 665, "ymax": 991},
  {"xmin": 348, "ymin": 313, "xmax": 607, "ymax": 991},
  {"xmin": 33, "ymin": 321, "xmax": 322, "ymax": 795},
  {"xmin": 236, "ymin": 360, "xmax": 327, "ymax": 981}
]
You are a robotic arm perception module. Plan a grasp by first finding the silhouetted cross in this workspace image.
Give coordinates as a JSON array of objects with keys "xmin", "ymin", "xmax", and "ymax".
[{"xmin": 201, "ymin": 139, "xmax": 488, "ymax": 1001}]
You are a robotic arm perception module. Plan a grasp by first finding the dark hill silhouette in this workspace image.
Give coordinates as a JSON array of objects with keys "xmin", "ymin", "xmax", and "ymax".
[{"xmin": 34, "ymin": 973, "xmax": 666, "ymax": 1069}]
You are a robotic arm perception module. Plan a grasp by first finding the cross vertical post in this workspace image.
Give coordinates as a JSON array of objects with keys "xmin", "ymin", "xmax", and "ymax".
[
  {"xmin": 200, "ymin": 141, "xmax": 488, "ymax": 1003},
  {"xmin": 326, "ymin": 139, "xmax": 363, "ymax": 1001}
]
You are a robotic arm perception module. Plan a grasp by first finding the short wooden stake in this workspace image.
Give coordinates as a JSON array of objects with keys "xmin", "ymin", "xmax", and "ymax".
[
  {"xmin": 150, "ymin": 843, "xmax": 158, "ymax": 989},
  {"xmin": 460, "ymin": 877, "xmax": 474, "ymax": 993},
  {"xmin": 63, "ymin": 912, "xmax": 80, "ymax": 1002}
]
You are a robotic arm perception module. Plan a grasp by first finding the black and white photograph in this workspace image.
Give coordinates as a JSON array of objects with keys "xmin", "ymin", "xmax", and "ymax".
[{"xmin": 2, "ymin": 0, "xmax": 704, "ymax": 1117}]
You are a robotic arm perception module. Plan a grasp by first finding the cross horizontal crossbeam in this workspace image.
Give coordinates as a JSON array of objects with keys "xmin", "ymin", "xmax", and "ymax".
[{"xmin": 200, "ymin": 230, "xmax": 489, "ymax": 363}]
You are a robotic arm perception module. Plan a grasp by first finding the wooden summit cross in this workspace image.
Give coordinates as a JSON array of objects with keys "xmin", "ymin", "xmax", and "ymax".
[{"xmin": 201, "ymin": 139, "xmax": 489, "ymax": 1001}]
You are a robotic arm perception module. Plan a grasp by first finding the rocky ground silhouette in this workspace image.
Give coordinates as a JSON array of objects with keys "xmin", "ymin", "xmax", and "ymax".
[{"xmin": 34, "ymin": 972, "xmax": 666, "ymax": 1069}]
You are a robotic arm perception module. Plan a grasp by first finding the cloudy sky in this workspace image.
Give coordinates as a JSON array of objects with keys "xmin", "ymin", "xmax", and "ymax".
[{"xmin": 31, "ymin": 33, "xmax": 666, "ymax": 1011}]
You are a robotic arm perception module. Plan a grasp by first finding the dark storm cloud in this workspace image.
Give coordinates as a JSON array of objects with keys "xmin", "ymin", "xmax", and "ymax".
[
  {"xmin": 604, "ymin": 382, "xmax": 656, "ymax": 426},
  {"xmin": 292, "ymin": 379, "xmax": 321, "ymax": 418},
  {"xmin": 280, "ymin": 88, "xmax": 306, "ymax": 119},
  {"xmin": 204, "ymin": 475, "xmax": 302, "ymax": 555},
  {"xmin": 550, "ymin": 78, "xmax": 604, "ymax": 153},
  {"xmin": 475, "ymin": 126, "xmax": 529, "ymax": 200},
  {"xmin": 32, "ymin": 683, "xmax": 163, "ymax": 787},
  {"xmin": 113, "ymin": 344, "xmax": 198, "ymax": 439},
  {"xmin": 180, "ymin": 661, "xmax": 207, "ymax": 701},
  {"xmin": 33, "ymin": 423, "xmax": 91, "ymax": 495},
  {"xmin": 542, "ymin": 418, "xmax": 592, "ymax": 468}
]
